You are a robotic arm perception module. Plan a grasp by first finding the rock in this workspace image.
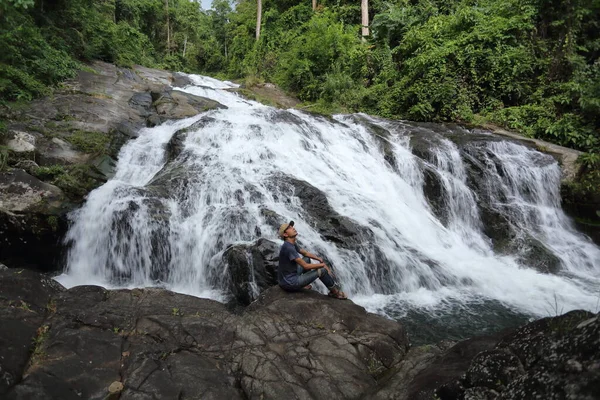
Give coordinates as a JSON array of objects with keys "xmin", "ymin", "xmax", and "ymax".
[
  {"xmin": 108, "ymin": 381, "xmax": 123, "ymax": 394},
  {"xmin": 152, "ymin": 90, "xmax": 225, "ymax": 121},
  {"xmin": 0, "ymin": 61, "xmax": 228, "ymax": 273},
  {"xmin": 128, "ymin": 91, "xmax": 153, "ymax": 115},
  {"xmin": 6, "ymin": 131, "xmax": 36, "ymax": 154},
  {"xmin": 35, "ymin": 137, "xmax": 91, "ymax": 166},
  {"xmin": 0, "ymin": 169, "xmax": 64, "ymax": 213},
  {"xmin": 437, "ymin": 310, "xmax": 600, "ymax": 400},
  {"xmin": 2, "ymin": 271, "xmax": 410, "ymax": 400},
  {"xmin": 13, "ymin": 159, "xmax": 39, "ymax": 174},
  {"xmin": 2, "ymin": 271, "xmax": 597, "ymax": 400},
  {"xmin": 0, "ymin": 170, "xmax": 68, "ymax": 271},
  {"xmin": 464, "ymin": 350, "xmax": 523, "ymax": 391},
  {"xmin": 276, "ymin": 176, "xmax": 372, "ymax": 249},
  {"xmin": 222, "ymin": 239, "xmax": 280, "ymax": 305},
  {"xmin": 172, "ymin": 72, "xmax": 194, "ymax": 88},
  {"xmin": 0, "ymin": 262, "xmax": 7, "ymax": 270},
  {"xmin": 0, "ymin": 269, "xmax": 65, "ymax": 395},
  {"xmin": 370, "ymin": 333, "xmax": 504, "ymax": 400}
]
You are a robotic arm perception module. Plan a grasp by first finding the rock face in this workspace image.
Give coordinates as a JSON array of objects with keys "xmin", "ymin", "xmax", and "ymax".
[
  {"xmin": 1, "ymin": 270, "xmax": 409, "ymax": 400},
  {"xmin": 1, "ymin": 270, "xmax": 597, "ymax": 400},
  {"xmin": 435, "ymin": 310, "xmax": 600, "ymax": 400},
  {"xmin": 0, "ymin": 170, "xmax": 69, "ymax": 270},
  {"xmin": 0, "ymin": 269, "xmax": 65, "ymax": 395},
  {"xmin": 222, "ymin": 238, "xmax": 280, "ymax": 306},
  {"xmin": 0, "ymin": 61, "xmax": 225, "ymax": 271}
]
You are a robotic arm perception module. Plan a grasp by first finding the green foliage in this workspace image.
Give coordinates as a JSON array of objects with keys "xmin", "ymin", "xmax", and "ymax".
[
  {"xmin": 274, "ymin": 11, "xmax": 366, "ymax": 102},
  {"xmin": 32, "ymin": 164, "xmax": 103, "ymax": 199},
  {"xmin": 31, "ymin": 165, "xmax": 67, "ymax": 181},
  {"xmin": 1, "ymin": 0, "xmax": 598, "ymax": 165},
  {"xmin": 66, "ymin": 130, "xmax": 110, "ymax": 154}
]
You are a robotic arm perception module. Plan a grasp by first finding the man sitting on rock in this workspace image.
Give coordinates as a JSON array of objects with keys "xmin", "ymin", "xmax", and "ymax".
[{"xmin": 278, "ymin": 221, "xmax": 347, "ymax": 299}]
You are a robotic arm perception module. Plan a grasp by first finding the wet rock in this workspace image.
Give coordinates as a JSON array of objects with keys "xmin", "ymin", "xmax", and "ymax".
[
  {"xmin": 128, "ymin": 91, "xmax": 153, "ymax": 115},
  {"xmin": 280, "ymin": 176, "xmax": 372, "ymax": 249},
  {"xmin": 172, "ymin": 72, "xmax": 194, "ymax": 88},
  {"xmin": 222, "ymin": 239, "xmax": 279, "ymax": 305},
  {"xmin": 152, "ymin": 90, "xmax": 225, "ymax": 121}
]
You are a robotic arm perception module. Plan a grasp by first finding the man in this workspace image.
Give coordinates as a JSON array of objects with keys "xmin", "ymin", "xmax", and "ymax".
[{"xmin": 277, "ymin": 221, "xmax": 347, "ymax": 299}]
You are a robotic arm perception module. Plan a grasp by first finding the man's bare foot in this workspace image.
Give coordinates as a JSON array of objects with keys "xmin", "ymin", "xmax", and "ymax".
[{"xmin": 303, "ymin": 285, "xmax": 312, "ymax": 290}]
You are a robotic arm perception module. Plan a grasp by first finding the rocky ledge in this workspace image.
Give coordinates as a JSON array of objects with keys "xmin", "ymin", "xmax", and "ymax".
[
  {"xmin": 0, "ymin": 62, "xmax": 224, "ymax": 271},
  {"xmin": 1, "ymin": 268, "xmax": 598, "ymax": 400}
]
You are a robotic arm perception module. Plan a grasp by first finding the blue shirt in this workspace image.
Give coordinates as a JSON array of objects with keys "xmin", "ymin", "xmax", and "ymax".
[{"xmin": 278, "ymin": 241, "xmax": 301, "ymax": 287}]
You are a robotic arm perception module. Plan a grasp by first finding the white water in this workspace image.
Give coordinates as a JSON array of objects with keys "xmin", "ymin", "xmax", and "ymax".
[{"xmin": 57, "ymin": 74, "xmax": 600, "ymax": 320}]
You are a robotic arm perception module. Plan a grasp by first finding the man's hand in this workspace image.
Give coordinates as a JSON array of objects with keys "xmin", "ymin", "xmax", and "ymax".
[
  {"xmin": 323, "ymin": 263, "xmax": 334, "ymax": 277},
  {"xmin": 315, "ymin": 257, "xmax": 324, "ymax": 263}
]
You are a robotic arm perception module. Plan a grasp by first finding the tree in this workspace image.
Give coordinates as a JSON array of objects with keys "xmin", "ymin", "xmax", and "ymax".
[
  {"xmin": 361, "ymin": 0, "xmax": 369, "ymax": 38},
  {"xmin": 256, "ymin": 0, "xmax": 262, "ymax": 39},
  {"xmin": 166, "ymin": 0, "xmax": 171, "ymax": 54}
]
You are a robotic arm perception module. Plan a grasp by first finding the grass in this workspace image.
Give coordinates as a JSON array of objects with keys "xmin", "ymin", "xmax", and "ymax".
[
  {"xmin": 65, "ymin": 130, "xmax": 109, "ymax": 154},
  {"xmin": 31, "ymin": 325, "xmax": 50, "ymax": 363}
]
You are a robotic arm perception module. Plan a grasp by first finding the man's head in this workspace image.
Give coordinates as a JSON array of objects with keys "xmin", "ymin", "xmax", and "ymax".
[{"xmin": 278, "ymin": 220, "xmax": 297, "ymax": 241}]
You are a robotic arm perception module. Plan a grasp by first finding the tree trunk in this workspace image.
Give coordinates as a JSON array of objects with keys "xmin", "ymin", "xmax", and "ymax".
[
  {"xmin": 361, "ymin": 0, "xmax": 369, "ymax": 39},
  {"xmin": 166, "ymin": 0, "xmax": 171, "ymax": 54},
  {"xmin": 256, "ymin": 0, "xmax": 262, "ymax": 40},
  {"xmin": 183, "ymin": 34, "xmax": 188, "ymax": 58},
  {"xmin": 312, "ymin": 0, "xmax": 316, "ymax": 11}
]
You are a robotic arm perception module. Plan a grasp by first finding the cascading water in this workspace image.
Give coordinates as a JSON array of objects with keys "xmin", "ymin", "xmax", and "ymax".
[{"xmin": 57, "ymin": 74, "xmax": 600, "ymax": 342}]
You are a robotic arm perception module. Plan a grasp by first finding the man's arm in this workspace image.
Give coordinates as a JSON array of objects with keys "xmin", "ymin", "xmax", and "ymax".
[
  {"xmin": 298, "ymin": 249, "xmax": 323, "ymax": 263},
  {"xmin": 295, "ymin": 257, "xmax": 324, "ymax": 270},
  {"xmin": 295, "ymin": 257, "xmax": 333, "ymax": 277}
]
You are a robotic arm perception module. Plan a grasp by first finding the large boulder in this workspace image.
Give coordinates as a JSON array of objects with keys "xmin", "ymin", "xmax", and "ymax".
[
  {"xmin": 437, "ymin": 310, "xmax": 600, "ymax": 400},
  {"xmin": 2, "ymin": 271, "xmax": 410, "ymax": 400},
  {"xmin": 221, "ymin": 239, "xmax": 280, "ymax": 305},
  {"xmin": 151, "ymin": 90, "xmax": 225, "ymax": 122}
]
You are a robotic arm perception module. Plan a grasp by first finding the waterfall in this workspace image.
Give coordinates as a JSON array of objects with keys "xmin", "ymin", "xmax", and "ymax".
[{"xmin": 56, "ymin": 74, "xmax": 600, "ymax": 330}]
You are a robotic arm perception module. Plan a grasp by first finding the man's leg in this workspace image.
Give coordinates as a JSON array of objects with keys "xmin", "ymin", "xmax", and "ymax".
[
  {"xmin": 316, "ymin": 268, "xmax": 336, "ymax": 289},
  {"xmin": 296, "ymin": 265, "xmax": 319, "ymax": 288},
  {"xmin": 316, "ymin": 268, "xmax": 347, "ymax": 299}
]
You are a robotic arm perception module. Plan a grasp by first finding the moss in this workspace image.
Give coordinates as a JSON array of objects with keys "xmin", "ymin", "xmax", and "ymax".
[
  {"xmin": 31, "ymin": 165, "xmax": 66, "ymax": 180},
  {"xmin": 80, "ymin": 65, "xmax": 99, "ymax": 74},
  {"xmin": 31, "ymin": 325, "xmax": 50, "ymax": 363},
  {"xmin": 32, "ymin": 164, "xmax": 104, "ymax": 200},
  {"xmin": 234, "ymin": 88, "xmax": 278, "ymax": 108},
  {"xmin": 66, "ymin": 130, "xmax": 110, "ymax": 154},
  {"xmin": 52, "ymin": 113, "xmax": 75, "ymax": 122},
  {"xmin": 46, "ymin": 299, "xmax": 57, "ymax": 314},
  {"xmin": 53, "ymin": 164, "xmax": 104, "ymax": 198}
]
